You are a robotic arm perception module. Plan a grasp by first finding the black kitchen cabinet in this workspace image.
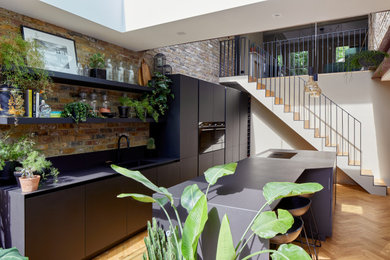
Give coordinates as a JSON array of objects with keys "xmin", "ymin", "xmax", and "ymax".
[
  {"xmin": 180, "ymin": 76, "xmax": 199, "ymax": 159},
  {"xmin": 25, "ymin": 186, "xmax": 85, "ymax": 260},
  {"xmin": 199, "ymin": 152, "xmax": 213, "ymax": 176},
  {"xmin": 213, "ymin": 150, "xmax": 225, "ymax": 165},
  {"xmin": 199, "ymin": 80, "xmax": 214, "ymax": 122},
  {"xmin": 157, "ymin": 162, "xmax": 181, "ymax": 188},
  {"xmin": 199, "ymin": 80, "xmax": 226, "ymax": 122},
  {"xmin": 180, "ymin": 156, "xmax": 198, "ymax": 182},
  {"xmin": 85, "ymin": 176, "xmax": 127, "ymax": 257},
  {"xmin": 124, "ymin": 167, "xmax": 157, "ymax": 236},
  {"xmin": 239, "ymin": 92, "xmax": 249, "ymax": 160}
]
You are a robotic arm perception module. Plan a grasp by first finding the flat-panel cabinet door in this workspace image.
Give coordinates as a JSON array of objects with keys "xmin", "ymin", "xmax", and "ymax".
[
  {"xmin": 225, "ymin": 147, "xmax": 234, "ymax": 163},
  {"xmin": 180, "ymin": 76, "xmax": 199, "ymax": 158},
  {"xmin": 180, "ymin": 156, "xmax": 198, "ymax": 182},
  {"xmin": 213, "ymin": 150, "xmax": 225, "ymax": 165},
  {"xmin": 85, "ymin": 176, "xmax": 127, "ymax": 257},
  {"xmin": 25, "ymin": 186, "xmax": 85, "ymax": 260},
  {"xmin": 239, "ymin": 144, "xmax": 247, "ymax": 160},
  {"xmin": 157, "ymin": 162, "xmax": 181, "ymax": 188},
  {"xmin": 239, "ymin": 92, "xmax": 249, "ymax": 146},
  {"xmin": 199, "ymin": 80, "xmax": 213, "ymax": 122},
  {"xmin": 213, "ymin": 85, "xmax": 226, "ymax": 122},
  {"xmin": 199, "ymin": 152, "xmax": 213, "ymax": 176},
  {"xmin": 124, "ymin": 167, "xmax": 157, "ymax": 235}
]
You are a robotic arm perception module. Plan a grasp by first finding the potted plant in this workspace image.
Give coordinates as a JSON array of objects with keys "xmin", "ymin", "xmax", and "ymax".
[
  {"xmin": 118, "ymin": 95, "xmax": 131, "ymax": 118},
  {"xmin": 61, "ymin": 101, "xmax": 97, "ymax": 123},
  {"xmin": 89, "ymin": 53, "xmax": 106, "ymax": 79},
  {"xmin": 0, "ymin": 34, "xmax": 53, "ymax": 118},
  {"xmin": 18, "ymin": 151, "xmax": 59, "ymax": 192},
  {"xmin": 0, "ymin": 133, "xmax": 35, "ymax": 185},
  {"xmin": 112, "ymin": 163, "xmax": 322, "ymax": 259},
  {"xmin": 346, "ymin": 50, "xmax": 389, "ymax": 71}
]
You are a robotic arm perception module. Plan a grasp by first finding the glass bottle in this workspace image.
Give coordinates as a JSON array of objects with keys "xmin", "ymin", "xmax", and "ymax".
[
  {"xmin": 106, "ymin": 59, "xmax": 113, "ymax": 80},
  {"xmin": 90, "ymin": 93, "xmax": 98, "ymax": 115},
  {"xmin": 127, "ymin": 64, "xmax": 135, "ymax": 84},
  {"xmin": 77, "ymin": 62, "xmax": 84, "ymax": 76},
  {"xmin": 117, "ymin": 61, "xmax": 124, "ymax": 82},
  {"xmin": 83, "ymin": 65, "xmax": 90, "ymax": 77},
  {"xmin": 39, "ymin": 100, "xmax": 51, "ymax": 118},
  {"xmin": 79, "ymin": 92, "xmax": 88, "ymax": 104}
]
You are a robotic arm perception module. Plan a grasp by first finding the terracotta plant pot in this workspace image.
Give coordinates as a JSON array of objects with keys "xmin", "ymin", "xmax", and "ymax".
[{"xmin": 19, "ymin": 175, "xmax": 41, "ymax": 193}]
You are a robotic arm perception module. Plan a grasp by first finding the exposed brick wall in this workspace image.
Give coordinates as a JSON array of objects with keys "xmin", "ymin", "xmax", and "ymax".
[
  {"xmin": 0, "ymin": 7, "xmax": 223, "ymax": 157},
  {"xmin": 369, "ymin": 11, "xmax": 390, "ymax": 50},
  {"xmin": 0, "ymin": 7, "xmax": 149, "ymax": 157},
  {"xmin": 145, "ymin": 39, "xmax": 220, "ymax": 83}
]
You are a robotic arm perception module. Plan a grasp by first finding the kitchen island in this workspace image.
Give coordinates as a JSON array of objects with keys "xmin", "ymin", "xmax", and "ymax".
[{"xmin": 153, "ymin": 149, "xmax": 336, "ymax": 260}]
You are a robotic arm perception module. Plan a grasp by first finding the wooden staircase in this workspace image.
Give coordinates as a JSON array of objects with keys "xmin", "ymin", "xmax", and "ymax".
[{"xmin": 220, "ymin": 74, "xmax": 387, "ymax": 196}]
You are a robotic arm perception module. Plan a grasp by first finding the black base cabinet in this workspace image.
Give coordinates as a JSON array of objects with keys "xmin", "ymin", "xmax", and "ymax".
[{"xmin": 25, "ymin": 186, "xmax": 85, "ymax": 260}]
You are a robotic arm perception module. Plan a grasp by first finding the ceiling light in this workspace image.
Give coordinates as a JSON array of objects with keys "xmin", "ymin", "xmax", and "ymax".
[
  {"xmin": 177, "ymin": 32, "xmax": 186, "ymax": 35},
  {"xmin": 272, "ymin": 13, "xmax": 281, "ymax": 18}
]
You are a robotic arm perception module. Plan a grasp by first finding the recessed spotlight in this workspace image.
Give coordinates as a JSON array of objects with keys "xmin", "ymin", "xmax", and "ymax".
[
  {"xmin": 177, "ymin": 31, "xmax": 186, "ymax": 35},
  {"xmin": 272, "ymin": 13, "xmax": 282, "ymax": 18}
]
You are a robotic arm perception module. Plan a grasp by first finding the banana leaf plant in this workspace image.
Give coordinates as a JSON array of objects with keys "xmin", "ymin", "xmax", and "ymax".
[{"xmin": 112, "ymin": 163, "xmax": 323, "ymax": 260}]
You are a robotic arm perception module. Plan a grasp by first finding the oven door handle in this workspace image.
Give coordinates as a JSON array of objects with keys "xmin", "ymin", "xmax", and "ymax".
[{"xmin": 199, "ymin": 128, "xmax": 215, "ymax": 132}]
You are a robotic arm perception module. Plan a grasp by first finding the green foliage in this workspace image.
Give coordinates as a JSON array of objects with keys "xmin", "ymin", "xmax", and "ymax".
[
  {"xmin": 89, "ymin": 53, "xmax": 106, "ymax": 69},
  {"xmin": 0, "ymin": 34, "xmax": 53, "ymax": 93},
  {"xmin": 263, "ymin": 182, "xmax": 324, "ymax": 204},
  {"xmin": 112, "ymin": 163, "xmax": 320, "ymax": 260},
  {"xmin": 0, "ymin": 132, "xmax": 34, "ymax": 170},
  {"xmin": 180, "ymin": 184, "xmax": 204, "ymax": 213},
  {"xmin": 271, "ymin": 244, "xmax": 311, "ymax": 260},
  {"xmin": 204, "ymin": 162, "xmax": 237, "ymax": 186},
  {"xmin": 146, "ymin": 137, "xmax": 156, "ymax": 150},
  {"xmin": 181, "ymin": 195, "xmax": 208, "ymax": 260},
  {"xmin": 0, "ymin": 247, "xmax": 28, "ymax": 260},
  {"xmin": 144, "ymin": 218, "xmax": 179, "ymax": 260},
  {"xmin": 20, "ymin": 151, "xmax": 54, "ymax": 179},
  {"xmin": 216, "ymin": 215, "xmax": 236, "ymax": 260},
  {"xmin": 61, "ymin": 102, "xmax": 97, "ymax": 123},
  {"xmin": 146, "ymin": 72, "xmax": 174, "ymax": 120},
  {"xmin": 346, "ymin": 50, "xmax": 389, "ymax": 70},
  {"xmin": 251, "ymin": 209, "xmax": 294, "ymax": 239}
]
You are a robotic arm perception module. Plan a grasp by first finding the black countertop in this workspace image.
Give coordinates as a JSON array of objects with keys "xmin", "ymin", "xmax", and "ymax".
[
  {"xmin": 5, "ymin": 157, "xmax": 179, "ymax": 198},
  {"xmin": 165, "ymin": 149, "xmax": 336, "ymax": 211}
]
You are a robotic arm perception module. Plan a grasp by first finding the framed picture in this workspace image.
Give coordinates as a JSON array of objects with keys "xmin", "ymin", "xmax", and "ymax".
[{"xmin": 21, "ymin": 26, "xmax": 78, "ymax": 74}]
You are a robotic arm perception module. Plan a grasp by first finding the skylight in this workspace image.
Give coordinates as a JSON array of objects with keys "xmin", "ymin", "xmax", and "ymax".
[{"xmin": 41, "ymin": 0, "xmax": 267, "ymax": 32}]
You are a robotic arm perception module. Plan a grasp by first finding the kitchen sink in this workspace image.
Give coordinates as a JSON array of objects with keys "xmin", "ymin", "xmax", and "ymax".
[{"xmin": 257, "ymin": 151, "xmax": 297, "ymax": 159}]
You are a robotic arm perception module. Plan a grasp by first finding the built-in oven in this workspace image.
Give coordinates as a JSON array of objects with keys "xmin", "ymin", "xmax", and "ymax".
[{"xmin": 198, "ymin": 122, "xmax": 226, "ymax": 154}]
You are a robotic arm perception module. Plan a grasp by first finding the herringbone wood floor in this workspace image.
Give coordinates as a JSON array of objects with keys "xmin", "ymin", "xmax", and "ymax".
[{"xmin": 94, "ymin": 184, "xmax": 390, "ymax": 260}]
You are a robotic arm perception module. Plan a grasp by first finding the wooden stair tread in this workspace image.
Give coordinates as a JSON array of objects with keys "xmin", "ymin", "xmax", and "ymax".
[
  {"xmin": 374, "ymin": 178, "xmax": 387, "ymax": 187},
  {"xmin": 362, "ymin": 169, "xmax": 373, "ymax": 176}
]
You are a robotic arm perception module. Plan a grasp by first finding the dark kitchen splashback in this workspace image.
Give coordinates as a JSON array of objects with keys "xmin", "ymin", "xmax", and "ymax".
[{"xmin": 48, "ymin": 146, "xmax": 147, "ymax": 173}]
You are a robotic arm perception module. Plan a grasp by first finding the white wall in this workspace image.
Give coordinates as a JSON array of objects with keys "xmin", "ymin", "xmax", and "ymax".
[{"xmin": 249, "ymin": 71, "xmax": 390, "ymax": 185}]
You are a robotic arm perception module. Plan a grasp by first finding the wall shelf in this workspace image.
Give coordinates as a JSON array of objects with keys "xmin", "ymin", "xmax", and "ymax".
[
  {"xmin": 48, "ymin": 70, "xmax": 153, "ymax": 93},
  {"xmin": 0, "ymin": 117, "xmax": 156, "ymax": 125}
]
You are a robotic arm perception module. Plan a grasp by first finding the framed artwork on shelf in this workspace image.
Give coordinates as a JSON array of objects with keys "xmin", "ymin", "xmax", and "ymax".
[{"xmin": 21, "ymin": 26, "xmax": 78, "ymax": 74}]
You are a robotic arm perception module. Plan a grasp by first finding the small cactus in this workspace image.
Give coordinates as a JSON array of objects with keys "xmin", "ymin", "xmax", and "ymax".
[
  {"xmin": 146, "ymin": 137, "xmax": 156, "ymax": 150},
  {"xmin": 143, "ymin": 218, "xmax": 178, "ymax": 260}
]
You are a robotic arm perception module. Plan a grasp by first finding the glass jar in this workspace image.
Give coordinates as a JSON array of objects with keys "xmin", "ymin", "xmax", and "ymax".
[
  {"xmin": 79, "ymin": 92, "xmax": 88, "ymax": 104},
  {"xmin": 127, "ymin": 64, "xmax": 135, "ymax": 84},
  {"xmin": 106, "ymin": 59, "xmax": 113, "ymax": 80},
  {"xmin": 100, "ymin": 94, "xmax": 111, "ymax": 113},
  {"xmin": 117, "ymin": 61, "xmax": 124, "ymax": 82},
  {"xmin": 90, "ymin": 93, "xmax": 98, "ymax": 115}
]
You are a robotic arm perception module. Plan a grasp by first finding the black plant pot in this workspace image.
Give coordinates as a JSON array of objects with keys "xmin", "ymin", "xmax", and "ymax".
[
  {"xmin": 0, "ymin": 161, "xmax": 19, "ymax": 185},
  {"xmin": 90, "ymin": 69, "xmax": 107, "ymax": 79},
  {"xmin": 118, "ymin": 106, "xmax": 129, "ymax": 118},
  {"xmin": 14, "ymin": 171, "xmax": 23, "ymax": 187}
]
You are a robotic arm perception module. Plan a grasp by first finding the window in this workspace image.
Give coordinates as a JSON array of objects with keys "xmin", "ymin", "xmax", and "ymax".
[{"xmin": 336, "ymin": 46, "xmax": 350, "ymax": 62}]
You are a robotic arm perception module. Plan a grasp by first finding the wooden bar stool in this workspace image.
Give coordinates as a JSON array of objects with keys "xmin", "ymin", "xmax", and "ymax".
[{"xmin": 275, "ymin": 196, "xmax": 318, "ymax": 259}]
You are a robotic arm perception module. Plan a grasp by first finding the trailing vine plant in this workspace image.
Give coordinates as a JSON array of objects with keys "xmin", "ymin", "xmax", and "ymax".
[{"xmin": 61, "ymin": 102, "xmax": 98, "ymax": 124}]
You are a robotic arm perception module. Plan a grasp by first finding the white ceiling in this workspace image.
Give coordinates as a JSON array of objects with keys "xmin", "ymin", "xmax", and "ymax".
[{"xmin": 1, "ymin": 0, "xmax": 390, "ymax": 51}]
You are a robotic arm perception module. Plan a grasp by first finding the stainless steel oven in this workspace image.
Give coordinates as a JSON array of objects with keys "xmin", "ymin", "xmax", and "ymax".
[{"xmin": 198, "ymin": 122, "xmax": 225, "ymax": 154}]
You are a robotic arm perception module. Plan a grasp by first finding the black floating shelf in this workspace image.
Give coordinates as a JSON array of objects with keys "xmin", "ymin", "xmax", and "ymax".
[
  {"xmin": 48, "ymin": 70, "xmax": 153, "ymax": 93},
  {"xmin": 0, "ymin": 117, "xmax": 156, "ymax": 125}
]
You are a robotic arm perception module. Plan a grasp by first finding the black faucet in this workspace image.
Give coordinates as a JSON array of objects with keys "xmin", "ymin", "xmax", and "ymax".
[{"xmin": 117, "ymin": 134, "xmax": 130, "ymax": 163}]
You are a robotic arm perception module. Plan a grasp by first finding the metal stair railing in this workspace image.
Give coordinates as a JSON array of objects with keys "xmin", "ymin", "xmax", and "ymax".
[{"xmin": 247, "ymin": 40, "xmax": 362, "ymax": 168}]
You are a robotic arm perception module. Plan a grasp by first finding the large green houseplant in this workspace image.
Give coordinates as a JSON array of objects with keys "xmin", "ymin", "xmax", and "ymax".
[
  {"xmin": 0, "ymin": 34, "xmax": 53, "ymax": 117},
  {"xmin": 346, "ymin": 50, "xmax": 389, "ymax": 71},
  {"xmin": 112, "ymin": 163, "xmax": 323, "ymax": 260},
  {"xmin": 146, "ymin": 72, "xmax": 174, "ymax": 121}
]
